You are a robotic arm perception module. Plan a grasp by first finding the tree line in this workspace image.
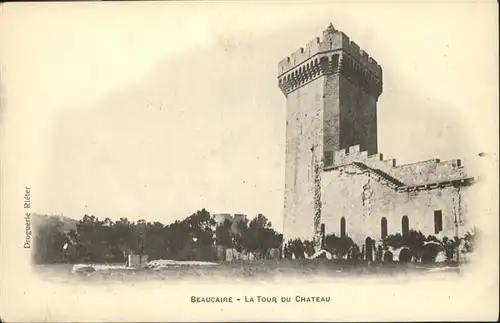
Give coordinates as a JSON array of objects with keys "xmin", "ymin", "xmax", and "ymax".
[
  {"xmin": 283, "ymin": 228, "xmax": 478, "ymax": 263},
  {"xmin": 32, "ymin": 209, "xmax": 282, "ymax": 264},
  {"xmin": 33, "ymin": 209, "xmax": 478, "ymax": 265}
]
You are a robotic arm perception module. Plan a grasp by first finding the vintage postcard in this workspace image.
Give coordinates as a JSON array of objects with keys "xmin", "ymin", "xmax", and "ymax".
[{"xmin": 0, "ymin": 1, "xmax": 498, "ymax": 322}]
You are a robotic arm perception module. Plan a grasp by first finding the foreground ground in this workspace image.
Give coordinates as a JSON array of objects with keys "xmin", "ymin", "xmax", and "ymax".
[{"xmin": 33, "ymin": 259, "xmax": 461, "ymax": 283}]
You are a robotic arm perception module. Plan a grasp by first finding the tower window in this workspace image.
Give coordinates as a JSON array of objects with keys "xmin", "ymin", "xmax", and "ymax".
[
  {"xmin": 320, "ymin": 56, "xmax": 329, "ymax": 70},
  {"xmin": 340, "ymin": 217, "xmax": 346, "ymax": 237},
  {"xmin": 402, "ymin": 215, "xmax": 409, "ymax": 236},
  {"xmin": 324, "ymin": 151, "xmax": 334, "ymax": 166},
  {"xmin": 381, "ymin": 217, "xmax": 388, "ymax": 238},
  {"xmin": 434, "ymin": 210, "xmax": 443, "ymax": 234},
  {"xmin": 320, "ymin": 223, "xmax": 326, "ymax": 248},
  {"xmin": 331, "ymin": 54, "xmax": 339, "ymax": 70}
]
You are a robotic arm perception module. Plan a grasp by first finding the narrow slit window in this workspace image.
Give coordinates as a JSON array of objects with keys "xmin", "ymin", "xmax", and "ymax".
[
  {"xmin": 434, "ymin": 210, "xmax": 443, "ymax": 234},
  {"xmin": 402, "ymin": 215, "xmax": 409, "ymax": 236},
  {"xmin": 381, "ymin": 217, "xmax": 388, "ymax": 239},
  {"xmin": 320, "ymin": 224, "xmax": 326, "ymax": 247},
  {"xmin": 331, "ymin": 54, "xmax": 339, "ymax": 70}
]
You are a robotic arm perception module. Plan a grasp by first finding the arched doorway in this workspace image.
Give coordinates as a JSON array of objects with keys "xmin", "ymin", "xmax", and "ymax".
[
  {"xmin": 365, "ymin": 237, "xmax": 373, "ymax": 262},
  {"xmin": 399, "ymin": 248, "xmax": 412, "ymax": 263},
  {"xmin": 421, "ymin": 243, "xmax": 440, "ymax": 263},
  {"xmin": 383, "ymin": 251, "xmax": 394, "ymax": 262}
]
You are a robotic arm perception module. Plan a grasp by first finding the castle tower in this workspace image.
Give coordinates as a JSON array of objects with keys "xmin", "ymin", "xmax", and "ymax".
[{"xmin": 278, "ymin": 24, "xmax": 383, "ymax": 243}]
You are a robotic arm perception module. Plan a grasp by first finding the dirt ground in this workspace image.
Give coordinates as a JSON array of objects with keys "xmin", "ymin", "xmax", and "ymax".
[{"xmin": 32, "ymin": 259, "xmax": 460, "ymax": 284}]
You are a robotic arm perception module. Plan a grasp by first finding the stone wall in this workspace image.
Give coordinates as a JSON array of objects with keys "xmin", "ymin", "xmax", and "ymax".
[
  {"xmin": 322, "ymin": 74, "xmax": 341, "ymax": 154},
  {"xmin": 283, "ymin": 143, "xmax": 475, "ymax": 246},
  {"xmin": 390, "ymin": 159, "xmax": 466, "ymax": 186},
  {"xmin": 338, "ymin": 76, "xmax": 378, "ymax": 154},
  {"xmin": 324, "ymin": 144, "xmax": 468, "ymax": 186},
  {"xmin": 283, "ymin": 79, "xmax": 324, "ymax": 241},
  {"xmin": 321, "ymin": 166, "xmax": 469, "ymax": 246}
]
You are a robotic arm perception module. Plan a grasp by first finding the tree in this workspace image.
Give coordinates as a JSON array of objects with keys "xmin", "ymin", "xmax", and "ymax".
[
  {"xmin": 283, "ymin": 240, "xmax": 294, "ymax": 259},
  {"xmin": 164, "ymin": 220, "xmax": 192, "ymax": 260},
  {"xmin": 109, "ymin": 217, "xmax": 139, "ymax": 262},
  {"xmin": 462, "ymin": 227, "xmax": 479, "ymax": 253},
  {"xmin": 302, "ymin": 240, "xmax": 316, "ymax": 258},
  {"xmin": 382, "ymin": 230, "xmax": 427, "ymax": 261},
  {"xmin": 240, "ymin": 214, "xmax": 281, "ymax": 258},
  {"xmin": 442, "ymin": 236, "xmax": 460, "ymax": 262},
  {"xmin": 140, "ymin": 221, "xmax": 167, "ymax": 261},
  {"xmin": 32, "ymin": 209, "xmax": 284, "ymax": 264},
  {"xmin": 185, "ymin": 209, "xmax": 215, "ymax": 246},
  {"xmin": 289, "ymin": 239, "xmax": 306, "ymax": 259},
  {"xmin": 233, "ymin": 217, "xmax": 249, "ymax": 253},
  {"xmin": 324, "ymin": 234, "xmax": 355, "ymax": 260},
  {"xmin": 33, "ymin": 216, "xmax": 68, "ymax": 264},
  {"xmin": 404, "ymin": 230, "xmax": 426, "ymax": 261}
]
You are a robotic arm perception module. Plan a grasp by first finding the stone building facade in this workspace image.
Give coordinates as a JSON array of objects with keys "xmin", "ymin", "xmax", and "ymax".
[{"xmin": 277, "ymin": 23, "xmax": 475, "ymax": 255}]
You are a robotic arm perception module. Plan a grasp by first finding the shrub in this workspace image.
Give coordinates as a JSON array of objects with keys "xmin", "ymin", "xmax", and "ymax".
[
  {"xmin": 302, "ymin": 240, "xmax": 316, "ymax": 258},
  {"xmin": 290, "ymin": 238, "xmax": 306, "ymax": 259},
  {"xmin": 441, "ymin": 236, "xmax": 460, "ymax": 262},
  {"xmin": 383, "ymin": 230, "xmax": 427, "ymax": 262},
  {"xmin": 324, "ymin": 234, "xmax": 356, "ymax": 260}
]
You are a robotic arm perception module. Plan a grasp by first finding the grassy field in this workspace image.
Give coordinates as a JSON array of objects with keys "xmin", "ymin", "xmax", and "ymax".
[{"xmin": 33, "ymin": 259, "xmax": 460, "ymax": 284}]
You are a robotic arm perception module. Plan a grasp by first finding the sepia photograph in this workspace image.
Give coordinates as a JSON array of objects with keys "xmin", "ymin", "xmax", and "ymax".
[{"xmin": 1, "ymin": 1, "xmax": 498, "ymax": 322}]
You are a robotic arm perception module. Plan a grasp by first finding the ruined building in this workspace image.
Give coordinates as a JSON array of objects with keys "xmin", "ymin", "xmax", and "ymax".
[
  {"xmin": 277, "ymin": 24, "xmax": 476, "ymax": 257},
  {"xmin": 213, "ymin": 213, "xmax": 248, "ymax": 236}
]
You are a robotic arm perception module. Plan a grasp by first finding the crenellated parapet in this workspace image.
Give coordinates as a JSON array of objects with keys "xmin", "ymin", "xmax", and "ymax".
[
  {"xmin": 277, "ymin": 23, "xmax": 383, "ymax": 97},
  {"xmin": 322, "ymin": 144, "xmax": 472, "ymax": 189},
  {"xmin": 324, "ymin": 144, "xmax": 393, "ymax": 169}
]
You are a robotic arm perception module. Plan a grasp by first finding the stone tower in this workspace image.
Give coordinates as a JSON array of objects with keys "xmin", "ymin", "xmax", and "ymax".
[{"xmin": 278, "ymin": 24, "xmax": 383, "ymax": 243}]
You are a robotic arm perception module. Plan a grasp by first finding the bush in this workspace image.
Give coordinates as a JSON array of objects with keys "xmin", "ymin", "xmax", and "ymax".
[
  {"xmin": 324, "ymin": 234, "xmax": 356, "ymax": 260},
  {"xmin": 302, "ymin": 240, "xmax": 316, "ymax": 257},
  {"xmin": 289, "ymin": 239, "xmax": 306, "ymax": 259},
  {"xmin": 382, "ymin": 228, "xmax": 478, "ymax": 263},
  {"xmin": 442, "ymin": 236, "xmax": 460, "ymax": 262}
]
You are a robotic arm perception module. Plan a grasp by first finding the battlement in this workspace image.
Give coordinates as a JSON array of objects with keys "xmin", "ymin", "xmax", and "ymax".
[
  {"xmin": 278, "ymin": 23, "xmax": 382, "ymax": 79},
  {"xmin": 323, "ymin": 144, "xmax": 469, "ymax": 187},
  {"xmin": 324, "ymin": 145, "xmax": 394, "ymax": 170}
]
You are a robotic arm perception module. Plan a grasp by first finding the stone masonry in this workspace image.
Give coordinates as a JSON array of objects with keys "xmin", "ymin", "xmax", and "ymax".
[{"xmin": 278, "ymin": 24, "xmax": 475, "ymax": 253}]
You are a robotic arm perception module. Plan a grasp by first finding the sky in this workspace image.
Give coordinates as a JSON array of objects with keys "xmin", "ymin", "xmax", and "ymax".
[{"xmin": 1, "ymin": 1, "xmax": 498, "ymax": 232}]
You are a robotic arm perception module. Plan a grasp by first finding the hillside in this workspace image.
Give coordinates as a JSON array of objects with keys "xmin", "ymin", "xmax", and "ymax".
[{"xmin": 31, "ymin": 213, "xmax": 79, "ymax": 233}]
